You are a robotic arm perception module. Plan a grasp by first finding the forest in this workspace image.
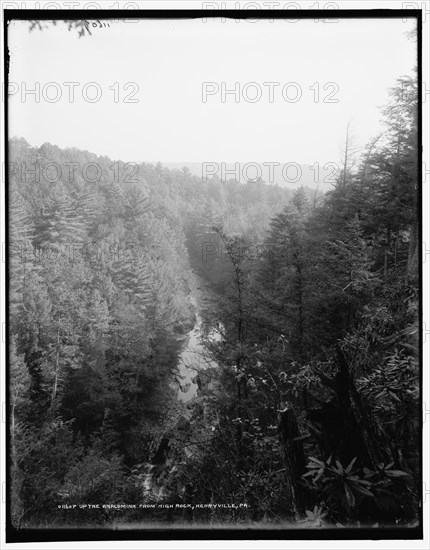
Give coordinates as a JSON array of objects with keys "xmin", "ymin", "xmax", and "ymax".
[{"xmin": 8, "ymin": 73, "xmax": 420, "ymax": 530}]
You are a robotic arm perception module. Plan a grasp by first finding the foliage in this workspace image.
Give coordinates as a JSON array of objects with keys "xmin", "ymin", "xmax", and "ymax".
[
  {"xmin": 8, "ymin": 72, "xmax": 419, "ymax": 528},
  {"xmin": 303, "ymin": 455, "xmax": 412, "ymax": 524}
]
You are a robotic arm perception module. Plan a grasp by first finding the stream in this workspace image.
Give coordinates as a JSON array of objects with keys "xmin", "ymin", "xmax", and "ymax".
[
  {"xmin": 141, "ymin": 271, "xmax": 222, "ymax": 502},
  {"xmin": 177, "ymin": 270, "xmax": 222, "ymax": 403}
]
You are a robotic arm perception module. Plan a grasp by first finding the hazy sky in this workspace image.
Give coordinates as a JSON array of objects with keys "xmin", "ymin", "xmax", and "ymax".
[{"xmin": 8, "ymin": 17, "xmax": 416, "ymax": 165}]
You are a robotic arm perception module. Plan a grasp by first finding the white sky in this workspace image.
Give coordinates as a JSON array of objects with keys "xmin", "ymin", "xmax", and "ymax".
[{"xmin": 7, "ymin": 17, "xmax": 417, "ymax": 165}]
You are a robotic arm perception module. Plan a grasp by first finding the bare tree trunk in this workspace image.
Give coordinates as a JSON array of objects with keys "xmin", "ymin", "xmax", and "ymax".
[
  {"xmin": 407, "ymin": 220, "xmax": 418, "ymax": 277},
  {"xmin": 342, "ymin": 122, "xmax": 350, "ymax": 189},
  {"xmin": 297, "ymin": 263, "xmax": 304, "ymax": 359},
  {"xmin": 51, "ymin": 327, "xmax": 60, "ymax": 404},
  {"xmin": 278, "ymin": 407, "xmax": 305, "ymax": 519},
  {"xmin": 384, "ymin": 227, "xmax": 391, "ymax": 280}
]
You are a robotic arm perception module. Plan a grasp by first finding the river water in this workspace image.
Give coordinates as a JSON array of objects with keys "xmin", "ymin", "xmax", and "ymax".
[
  {"xmin": 177, "ymin": 271, "xmax": 222, "ymax": 403},
  {"xmin": 140, "ymin": 271, "xmax": 221, "ymax": 501}
]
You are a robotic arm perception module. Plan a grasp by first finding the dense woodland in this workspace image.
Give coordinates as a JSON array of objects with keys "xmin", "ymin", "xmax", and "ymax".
[{"xmin": 8, "ymin": 74, "xmax": 419, "ymax": 529}]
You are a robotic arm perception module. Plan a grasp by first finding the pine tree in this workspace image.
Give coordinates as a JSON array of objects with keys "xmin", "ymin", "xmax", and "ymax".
[
  {"xmin": 34, "ymin": 191, "xmax": 86, "ymax": 250},
  {"xmin": 10, "ymin": 339, "xmax": 31, "ymax": 528},
  {"xmin": 123, "ymin": 182, "xmax": 150, "ymax": 221},
  {"xmin": 255, "ymin": 188, "xmax": 311, "ymax": 359},
  {"xmin": 9, "ymin": 192, "xmax": 34, "ymax": 321},
  {"xmin": 111, "ymin": 245, "xmax": 152, "ymax": 313}
]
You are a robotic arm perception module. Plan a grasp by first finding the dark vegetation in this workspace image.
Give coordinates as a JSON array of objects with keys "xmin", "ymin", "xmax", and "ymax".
[{"xmin": 8, "ymin": 75, "xmax": 419, "ymax": 529}]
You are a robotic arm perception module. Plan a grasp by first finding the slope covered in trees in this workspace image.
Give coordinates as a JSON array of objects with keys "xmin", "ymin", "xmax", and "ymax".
[
  {"xmin": 7, "ymin": 135, "xmax": 293, "ymax": 527},
  {"xmin": 171, "ymin": 75, "xmax": 419, "ymax": 527},
  {"xmin": 8, "ymin": 74, "xmax": 419, "ymax": 529}
]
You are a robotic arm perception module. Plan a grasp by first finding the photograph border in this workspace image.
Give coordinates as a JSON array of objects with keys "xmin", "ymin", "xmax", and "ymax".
[{"xmin": 2, "ymin": 6, "xmax": 424, "ymax": 543}]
